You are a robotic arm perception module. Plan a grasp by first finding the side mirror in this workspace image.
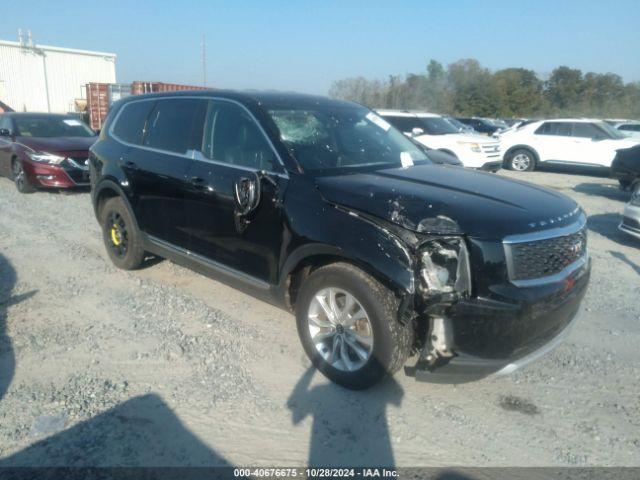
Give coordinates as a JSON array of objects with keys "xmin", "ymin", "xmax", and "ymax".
[
  {"xmin": 0, "ymin": 128, "xmax": 11, "ymax": 137},
  {"xmin": 233, "ymin": 172, "xmax": 261, "ymax": 216},
  {"xmin": 411, "ymin": 127, "xmax": 425, "ymax": 137}
]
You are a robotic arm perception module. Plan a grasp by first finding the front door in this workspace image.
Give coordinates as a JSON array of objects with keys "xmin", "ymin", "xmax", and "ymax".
[{"xmin": 184, "ymin": 99, "xmax": 288, "ymax": 284}]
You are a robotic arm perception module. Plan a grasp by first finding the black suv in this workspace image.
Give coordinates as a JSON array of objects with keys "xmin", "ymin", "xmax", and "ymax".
[{"xmin": 90, "ymin": 91, "xmax": 590, "ymax": 389}]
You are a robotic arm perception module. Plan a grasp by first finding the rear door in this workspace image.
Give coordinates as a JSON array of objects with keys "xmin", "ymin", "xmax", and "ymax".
[
  {"xmin": 114, "ymin": 97, "xmax": 208, "ymax": 249},
  {"xmin": 184, "ymin": 99, "xmax": 288, "ymax": 284}
]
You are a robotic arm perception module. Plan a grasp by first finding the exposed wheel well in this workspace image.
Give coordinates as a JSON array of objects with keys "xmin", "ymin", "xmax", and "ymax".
[
  {"xmin": 284, "ymin": 255, "xmax": 400, "ymax": 311},
  {"xmin": 96, "ymin": 187, "xmax": 120, "ymax": 218}
]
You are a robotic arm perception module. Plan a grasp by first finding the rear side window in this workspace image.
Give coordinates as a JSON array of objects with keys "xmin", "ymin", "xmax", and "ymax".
[
  {"xmin": 620, "ymin": 124, "xmax": 640, "ymax": 132},
  {"xmin": 112, "ymin": 101, "xmax": 155, "ymax": 145},
  {"xmin": 535, "ymin": 122, "xmax": 571, "ymax": 136},
  {"xmin": 143, "ymin": 99, "xmax": 208, "ymax": 154}
]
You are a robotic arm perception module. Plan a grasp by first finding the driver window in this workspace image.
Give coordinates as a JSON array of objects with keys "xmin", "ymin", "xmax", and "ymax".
[
  {"xmin": 203, "ymin": 101, "xmax": 277, "ymax": 171},
  {"xmin": 571, "ymin": 123, "xmax": 601, "ymax": 139}
]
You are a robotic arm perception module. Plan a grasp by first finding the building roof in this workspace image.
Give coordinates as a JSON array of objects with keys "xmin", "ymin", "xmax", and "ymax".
[{"xmin": 0, "ymin": 39, "xmax": 116, "ymax": 58}]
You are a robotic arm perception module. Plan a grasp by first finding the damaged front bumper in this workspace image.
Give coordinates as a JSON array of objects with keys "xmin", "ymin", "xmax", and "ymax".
[{"xmin": 406, "ymin": 256, "xmax": 590, "ymax": 383}]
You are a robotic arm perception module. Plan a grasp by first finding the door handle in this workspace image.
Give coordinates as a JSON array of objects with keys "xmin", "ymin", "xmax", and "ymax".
[{"xmin": 122, "ymin": 160, "xmax": 138, "ymax": 169}]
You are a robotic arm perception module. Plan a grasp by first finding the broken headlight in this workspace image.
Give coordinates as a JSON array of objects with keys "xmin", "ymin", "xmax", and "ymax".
[{"xmin": 419, "ymin": 237, "xmax": 471, "ymax": 296}]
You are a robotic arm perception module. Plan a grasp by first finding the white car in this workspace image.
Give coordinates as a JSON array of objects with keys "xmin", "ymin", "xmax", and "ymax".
[
  {"xmin": 620, "ymin": 184, "xmax": 640, "ymax": 241},
  {"xmin": 377, "ymin": 111, "xmax": 503, "ymax": 170},
  {"xmin": 607, "ymin": 120, "xmax": 640, "ymax": 140},
  {"xmin": 499, "ymin": 118, "xmax": 640, "ymax": 171}
]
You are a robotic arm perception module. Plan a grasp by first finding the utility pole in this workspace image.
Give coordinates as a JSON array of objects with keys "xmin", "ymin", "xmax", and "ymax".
[{"xmin": 201, "ymin": 34, "xmax": 207, "ymax": 87}]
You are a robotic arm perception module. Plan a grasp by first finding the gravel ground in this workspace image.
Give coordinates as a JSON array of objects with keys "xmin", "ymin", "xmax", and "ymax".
[{"xmin": 0, "ymin": 168, "xmax": 638, "ymax": 467}]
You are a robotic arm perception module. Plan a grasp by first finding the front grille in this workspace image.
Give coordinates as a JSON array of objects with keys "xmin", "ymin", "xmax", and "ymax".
[
  {"xmin": 506, "ymin": 227, "xmax": 587, "ymax": 282},
  {"xmin": 62, "ymin": 157, "xmax": 90, "ymax": 184},
  {"xmin": 481, "ymin": 143, "xmax": 501, "ymax": 159}
]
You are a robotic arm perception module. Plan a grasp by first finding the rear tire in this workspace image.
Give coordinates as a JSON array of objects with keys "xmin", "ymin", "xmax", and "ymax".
[
  {"xmin": 295, "ymin": 263, "xmax": 413, "ymax": 390},
  {"xmin": 506, "ymin": 148, "xmax": 536, "ymax": 172},
  {"xmin": 12, "ymin": 159, "xmax": 34, "ymax": 193},
  {"xmin": 100, "ymin": 197, "xmax": 145, "ymax": 270}
]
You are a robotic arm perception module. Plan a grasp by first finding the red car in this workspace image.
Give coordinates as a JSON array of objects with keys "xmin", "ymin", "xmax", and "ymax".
[{"xmin": 0, "ymin": 112, "xmax": 97, "ymax": 193}]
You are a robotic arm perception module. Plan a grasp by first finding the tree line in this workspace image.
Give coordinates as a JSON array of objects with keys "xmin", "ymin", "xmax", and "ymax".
[{"xmin": 328, "ymin": 59, "xmax": 640, "ymax": 119}]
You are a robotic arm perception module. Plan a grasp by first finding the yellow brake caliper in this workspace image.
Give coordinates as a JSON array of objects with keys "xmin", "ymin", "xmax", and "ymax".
[{"xmin": 111, "ymin": 225, "xmax": 121, "ymax": 246}]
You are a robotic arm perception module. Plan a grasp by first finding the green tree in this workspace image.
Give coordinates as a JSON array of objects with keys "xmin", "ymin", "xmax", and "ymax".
[
  {"xmin": 447, "ymin": 59, "xmax": 499, "ymax": 116},
  {"xmin": 545, "ymin": 66, "xmax": 584, "ymax": 114},
  {"xmin": 494, "ymin": 68, "xmax": 543, "ymax": 116}
]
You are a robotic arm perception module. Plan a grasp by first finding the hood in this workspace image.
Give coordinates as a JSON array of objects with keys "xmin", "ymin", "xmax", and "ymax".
[
  {"xmin": 315, "ymin": 164, "xmax": 581, "ymax": 239},
  {"xmin": 417, "ymin": 132, "xmax": 495, "ymax": 143},
  {"xmin": 16, "ymin": 136, "xmax": 97, "ymax": 153}
]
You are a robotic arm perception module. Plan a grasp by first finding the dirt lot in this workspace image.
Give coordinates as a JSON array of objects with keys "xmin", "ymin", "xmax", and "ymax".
[{"xmin": 0, "ymin": 169, "xmax": 638, "ymax": 468}]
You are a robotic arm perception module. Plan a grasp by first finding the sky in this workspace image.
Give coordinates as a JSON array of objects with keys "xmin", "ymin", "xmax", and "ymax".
[{"xmin": 3, "ymin": 0, "xmax": 640, "ymax": 94}]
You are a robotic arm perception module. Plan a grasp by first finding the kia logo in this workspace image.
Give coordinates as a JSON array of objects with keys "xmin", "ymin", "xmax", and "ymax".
[{"xmin": 570, "ymin": 240, "xmax": 583, "ymax": 255}]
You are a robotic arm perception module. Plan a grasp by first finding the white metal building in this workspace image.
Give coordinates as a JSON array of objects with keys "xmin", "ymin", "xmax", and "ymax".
[{"xmin": 0, "ymin": 38, "xmax": 116, "ymax": 113}]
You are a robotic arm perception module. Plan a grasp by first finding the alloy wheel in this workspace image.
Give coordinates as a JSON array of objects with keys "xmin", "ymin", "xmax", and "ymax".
[
  {"xmin": 307, "ymin": 287, "xmax": 374, "ymax": 372},
  {"xmin": 511, "ymin": 153, "xmax": 531, "ymax": 171}
]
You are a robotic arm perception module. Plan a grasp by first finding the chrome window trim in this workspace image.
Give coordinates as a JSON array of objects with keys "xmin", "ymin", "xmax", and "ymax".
[
  {"xmin": 108, "ymin": 95, "xmax": 289, "ymax": 179},
  {"xmin": 503, "ymin": 215, "xmax": 588, "ymax": 287}
]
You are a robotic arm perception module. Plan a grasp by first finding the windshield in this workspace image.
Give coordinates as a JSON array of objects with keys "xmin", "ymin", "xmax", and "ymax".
[
  {"xmin": 268, "ymin": 106, "xmax": 429, "ymax": 173},
  {"xmin": 13, "ymin": 115, "xmax": 95, "ymax": 138},
  {"xmin": 417, "ymin": 117, "xmax": 459, "ymax": 135},
  {"xmin": 596, "ymin": 121, "xmax": 627, "ymax": 139},
  {"xmin": 445, "ymin": 117, "xmax": 470, "ymax": 131}
]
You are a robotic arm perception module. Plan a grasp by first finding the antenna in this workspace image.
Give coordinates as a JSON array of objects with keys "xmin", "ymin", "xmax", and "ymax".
[
  {"xmin": 201, "ymin": 33, "xmax": 207, "ymax": 87},
  {"xmin": 18, "ymin": 28, "xmax": 24, "ymax": 47},
  {"xmin": 27, "ymin": 30, "xmax": 33, "ymax": 48}
]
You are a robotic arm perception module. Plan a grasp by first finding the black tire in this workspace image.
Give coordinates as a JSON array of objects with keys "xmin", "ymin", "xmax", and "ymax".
[
  {"xmin": 100, "ymin": 196, "xmax": 145, "ymax": 270},
  {"xmin": 295, "ymin": 262, "xmax": 413, "ymax": 390},
  {"xmin": 506, "ymin": 148, "xmax": 536, "ymax": 172},
  {"xmin": 12, "ymin": 159, "xmax": 35, "ymax": 193}
]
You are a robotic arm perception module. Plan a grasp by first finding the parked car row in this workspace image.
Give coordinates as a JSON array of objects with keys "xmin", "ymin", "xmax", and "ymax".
[{"xmin": 377, "ymin": 110, "xmax": 502, "ymax": 170}]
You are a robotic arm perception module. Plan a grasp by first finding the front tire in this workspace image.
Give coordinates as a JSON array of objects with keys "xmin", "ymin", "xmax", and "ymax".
[
  {"xmin": 12, "ymin": 159, "xmax": 34, "ymax": 193},
  {"xmin": 507, "ymin": 148, "xmax": 536, "ymax": 172},
  {"xmin": 100, "ymin": 197, "xmax": 145, "ymax": 270},
  {"xmin": 295, "ymin": 263, "xmax": 413, "ymax": 390}
]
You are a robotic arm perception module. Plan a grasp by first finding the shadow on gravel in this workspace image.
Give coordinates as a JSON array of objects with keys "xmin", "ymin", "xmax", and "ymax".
[
  {"xmin": 574, "ymin": 182, "xmax": 630, "ymax": 202},
  {"xmin": 0, "ymin": 393, "xmax": 232, "ymax": 468},
  {"xmin": 287, "ymin": 368, "xmax": 403, "ymax": 467},
  {"xmin": 588, "ymin": 213, "xmax": 639, "ymax": 248},
  {"xmin": 0, "ymin": 253, "xmax": 36, "ymax": 401},
  {"xmin": 610, "ymin": 251, "xmax": 640, "ymax": 277}
]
